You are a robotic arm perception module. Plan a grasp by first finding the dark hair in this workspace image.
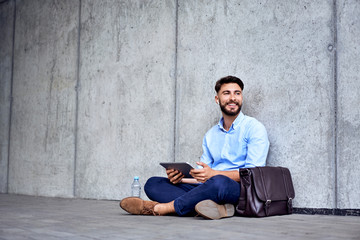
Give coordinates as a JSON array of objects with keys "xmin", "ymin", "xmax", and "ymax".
[{"xmin": 215, "ymin": 76, "xmax": 244, "ymax": 93}]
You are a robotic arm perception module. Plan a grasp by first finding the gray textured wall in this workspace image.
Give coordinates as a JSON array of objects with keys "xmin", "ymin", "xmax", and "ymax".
[{"xmin": 0, "ymin": 0, "xmax": 359, "ymax": 209}]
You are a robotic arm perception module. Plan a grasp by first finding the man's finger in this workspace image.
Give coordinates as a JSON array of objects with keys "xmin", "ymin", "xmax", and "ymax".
[
  {"xmin": 171, "ymin": 172, "xmax": 184, "ymax": 184},
  {"xmin": 196, "ymin": 161, "xmax": 208, "ymax": 168},
  {"xmin": 168, "ymin": 169, "xmax": 179, "ymax": 177}
]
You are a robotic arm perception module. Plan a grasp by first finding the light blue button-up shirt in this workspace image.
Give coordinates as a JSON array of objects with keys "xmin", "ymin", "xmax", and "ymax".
[{"xmin": 200, "ymin": 112, "xmax": 270, "ymax": 170}]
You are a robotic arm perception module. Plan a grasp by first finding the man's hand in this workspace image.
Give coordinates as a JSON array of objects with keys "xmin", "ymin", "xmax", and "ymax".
[
  {"xmin": 190, "ymin": 162, "xmax": 216, "ymax": 183},
  {"xmin": 166, "ymin": 169, "xmax": 184, "ymax": 184}
]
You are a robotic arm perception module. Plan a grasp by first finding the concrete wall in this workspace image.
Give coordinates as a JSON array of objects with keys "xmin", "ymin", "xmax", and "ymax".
[
  {"xmin": 0, "ymin": 0, "xmax": 359, "ymax": 209},
  {"xmin": 7, "ymin": 0, "xmax": 79, "ymax": 197},
  {"xmin": 76, "ymin": 1, "xmax": 176, "ymax": 199},
  {"xmin": 337, "ymin": 0, "xmax": 360, "ymax": 209}
]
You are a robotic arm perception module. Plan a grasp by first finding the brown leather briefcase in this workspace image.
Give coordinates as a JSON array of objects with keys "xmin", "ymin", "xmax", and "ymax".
[{"xmin": 236, "ymin": 166, "xmax": 295, "ymax": 217}]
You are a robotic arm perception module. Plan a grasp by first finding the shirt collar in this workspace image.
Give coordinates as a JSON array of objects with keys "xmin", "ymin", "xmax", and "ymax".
[{"xmin": 218, "ymin": 112, "xmax": 245, "ymax": 132}]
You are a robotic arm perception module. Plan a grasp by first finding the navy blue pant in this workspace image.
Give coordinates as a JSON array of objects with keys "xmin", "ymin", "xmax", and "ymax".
[{"xmin": 144, "ymin": 175, "xmax": 241, "ymax": 216}]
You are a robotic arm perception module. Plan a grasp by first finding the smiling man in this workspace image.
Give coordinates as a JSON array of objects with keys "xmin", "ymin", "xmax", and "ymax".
[
  {"xmin": 120, "ymin": 76, "xmax": 270, "ymax": 219},
  {"xmin": 217, "ymin": 81, "xmax": 242, "ymax": 118}
]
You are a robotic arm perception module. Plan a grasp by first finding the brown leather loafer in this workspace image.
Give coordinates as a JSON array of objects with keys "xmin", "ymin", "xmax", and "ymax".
[
  {"xmin": 195, "ymin": 200, "xmax": 235, "ymax": 220},
  {"xmin": 120, "ymin": 197, "xmax": 159, "ymax": 215}
]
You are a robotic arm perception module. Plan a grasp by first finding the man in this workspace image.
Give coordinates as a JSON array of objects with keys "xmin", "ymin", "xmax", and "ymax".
[{"xmin": 120, "ymin": 76, "xmax": 269, "ymax": 219}]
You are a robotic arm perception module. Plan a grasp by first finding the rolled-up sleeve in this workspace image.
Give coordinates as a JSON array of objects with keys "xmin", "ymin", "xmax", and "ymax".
[
  {"xmin": 244, "ymin": 122, "xmax": 270, "ymax": 168},
  {"xmin": 200, "ymin": 135, "xmax": 213, "ymax": 168}
]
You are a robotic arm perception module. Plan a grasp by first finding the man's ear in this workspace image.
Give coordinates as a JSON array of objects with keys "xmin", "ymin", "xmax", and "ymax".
[{"xmin": 215, "ymin": 96, "xmax": 219, "ymax": 104}]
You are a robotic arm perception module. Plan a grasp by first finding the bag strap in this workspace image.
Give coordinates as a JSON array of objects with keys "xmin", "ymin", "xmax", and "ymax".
[
  {"xmin": 237, "ymin": 169, "xmax": 250, "ymax": 214},
  {"xmin": 237, "ymin": 182, "xmax": 246, "ymax": 213},
  {"xmin": 258, "ymin": 167, "xmax": 271, "ymax": 216},
  {"xmin": 280, "ymin": 167, "xmax": 293, "ymax": 214}
]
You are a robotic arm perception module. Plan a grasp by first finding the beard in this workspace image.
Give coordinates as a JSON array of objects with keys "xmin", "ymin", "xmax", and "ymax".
[{"xmin": 219, "ymin": 100, "xmax": 242, "ymax": 116}]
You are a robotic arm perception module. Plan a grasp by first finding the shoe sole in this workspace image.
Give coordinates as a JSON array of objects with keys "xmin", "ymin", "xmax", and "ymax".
[{"xmin": 195, "ymin": 200, "xmax": 235, "ymax": 220}]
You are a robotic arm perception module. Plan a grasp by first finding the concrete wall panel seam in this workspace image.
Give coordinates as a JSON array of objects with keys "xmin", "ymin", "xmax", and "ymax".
[
  {"xmin": 332, "ymin": 0, "xmax": 339, "ymax": 209},
  {"xmin": 73, "ymin": 0, "xmax": 82, "ymax": 198},
  {"xmin": 6, "ymin": 0, "xmax": 16, "ymax": 194},
  {"xmin": 174, "ymin": 0, "xmax": 179, "ymax": 163}
]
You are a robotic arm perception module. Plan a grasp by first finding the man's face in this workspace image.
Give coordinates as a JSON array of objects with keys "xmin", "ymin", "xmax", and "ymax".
[{"xmin": 215, "ymin": 83, "xmax": 243, "ymax": 116}]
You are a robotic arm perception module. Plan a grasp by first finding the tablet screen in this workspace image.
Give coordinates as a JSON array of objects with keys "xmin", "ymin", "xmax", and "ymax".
[{"xmin": 159, "ymin": 162, "xmax": 194, "ymax": 178}]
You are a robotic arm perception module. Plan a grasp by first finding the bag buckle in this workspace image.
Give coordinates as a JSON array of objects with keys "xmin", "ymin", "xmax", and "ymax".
[{"xmin": 265, "ymin": 200, "xmax": 271, "ymax": 216}]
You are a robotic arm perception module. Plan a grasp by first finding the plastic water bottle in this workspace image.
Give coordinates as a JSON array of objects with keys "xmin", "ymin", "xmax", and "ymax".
[{"xmin": 131, "ymin": 176, "xmax": 141, "ymax": 198}]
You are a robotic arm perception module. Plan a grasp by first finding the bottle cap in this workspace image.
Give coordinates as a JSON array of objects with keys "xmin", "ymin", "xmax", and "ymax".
[{"xmin": 134, "ymin": 176, "xmax": 139, "ymax": 180}]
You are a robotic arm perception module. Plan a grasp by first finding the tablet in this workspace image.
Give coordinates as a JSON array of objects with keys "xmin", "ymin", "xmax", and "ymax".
[{"xmin": 160, "ymin": 162, "xmax": 194, "ymax": 178}]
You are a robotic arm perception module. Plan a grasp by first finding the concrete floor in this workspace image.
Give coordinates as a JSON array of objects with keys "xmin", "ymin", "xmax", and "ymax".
[{"xmin": 0, "ymin": 194, "xmax": 359, "ymax": 240}]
